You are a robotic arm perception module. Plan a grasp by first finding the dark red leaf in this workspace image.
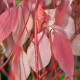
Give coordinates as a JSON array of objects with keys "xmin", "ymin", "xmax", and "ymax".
[
  {"xmin": 51, "ymin": 0, "xmax": 57, "ymax": 8},
  {"xmin": 0, "ymin": 0, "xmax": 7, "ymax": 14}
]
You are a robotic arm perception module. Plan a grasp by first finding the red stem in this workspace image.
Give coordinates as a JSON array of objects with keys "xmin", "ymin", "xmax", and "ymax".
[
  {"xmin": 73, "ymin": 69, "xmax": 80, "ymax": 76},
  {"xmin": 0, "ymin": 50, "xmax": 13, "ymax": 70},
  {"xmin": 1, "ymin": 68, "xmax": 8, "ymax": 77},
  {"xmin": 34, "ymin": 0, "xmax": 39, "ymax": 79},
  {"xmin": 51, "ymin": 70, "xmax": 62, "ymax": 80},
  {"xmin": 31, "ymin": 69, "xmax": 35, "ymax": 80},
  {"xmin": 49, "ymin": 32, "xmax": 58, "ymax": 80},
  {"xmin": 70, "ymin": 26, "xmax": 80, "ymax": 42},
  {"xmin": 18, "ymin": 5, "xmax": 35, "ymax": 44},
  {"xmin": 25, "ymin": 12, "xmax": 35, "ymax": 44},
  {"xmin": 39, "ymin": 60, "xmax": 57, "ymax": 80}
]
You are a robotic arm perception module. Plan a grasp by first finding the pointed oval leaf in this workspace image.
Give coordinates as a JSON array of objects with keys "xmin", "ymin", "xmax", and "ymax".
[
  {"xmin": 38, "ymin": 5, "xmax": 47, "ymax": 29},
  {"xmin": 55, "ymin": 1, "xmax": 69, "ymax": 26},
  {"xmin": 52, "ymin": 31, "xmax": 74, "ymax": 79},
  {"xmin": 9, "ymin": 44, "xmax": 21, "ymax": 80},
  {"xmin": 12, "ymin": 2, "xmax": 33, "ymax": 47},
  {"xmin": 0, "ymin": 6, "xmax": 18, "ymax": 44},
  {"xmin": 20, "ymin": 51, "xmax": 30, "ymax": 80},
  {"xmin": 45, "ymin": 9, "xmax": 56, "ymax": 26},
  {"xmin": 27, "ymin": 32, "xmax": 51, "ymax": 71},
  {"xmin": 62, "ymin": 14, "xmax": 75, "ymax": 39}
]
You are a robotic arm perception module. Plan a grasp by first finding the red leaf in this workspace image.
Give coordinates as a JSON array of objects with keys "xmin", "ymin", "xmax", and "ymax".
[
  {"xmin": 0, "ymin": 6, "xmax": 18, "ymax": 44},
  {"xmin": 55, "ymin": 1, "xmax": 69, "ymax": 26},
  {"xmin": 52, "ymin": 31, "xmax": 74, "ymax": 80},
  {"xmin": 38, "ymin": 5, "xmax": 47, "ymax": 30}
]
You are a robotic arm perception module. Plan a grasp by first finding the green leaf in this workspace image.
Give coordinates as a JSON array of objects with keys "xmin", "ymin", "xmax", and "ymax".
[{"xmin": 15, "ymin": 0, "xmax": 21, "ymax": 5}]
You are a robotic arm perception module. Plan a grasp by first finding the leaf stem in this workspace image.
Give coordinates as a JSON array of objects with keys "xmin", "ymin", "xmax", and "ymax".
[{"xmin": 34, "ymin": 0, "xmax": 39, "ymax": 79}]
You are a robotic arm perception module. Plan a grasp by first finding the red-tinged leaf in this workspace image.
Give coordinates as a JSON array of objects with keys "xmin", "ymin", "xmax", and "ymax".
[
  {"xmin": 11, "ymin": 44, "xmax": 21, "ymax": 80},
  {"xmin": 66, "ymin": 0, "xmax": 73, "ymax": 15},
  {"xmin": 20, "ymin": 51, "xmax": 30, "ymax": 80},
  {"xmin": 38, "ymin": 5, "xmax": 47, "ymax": 30},
  {"xmin": 45, "ymin": 9, "xmax": 75, "ymax": 39},
  {"xmin": 12, "ymin": 50, "xmax": 30, "ymax": 80},
  {"xmin": 62, "ymin": 14, "xmax": 75, "ymax": 39},
  {"xmin": 45, "ymin": 9, "xmax": 56, "ymax": 25},
  {"xmin": 71, "ymin": 34, "xmax": 80, "ymax": 56},
  {"xmin": 12, "ymin": 1, "xmax": 33, "ymax": 47},
  {"xmin": 55, "ymin": 1, "xmax": 69, "ymax": 26},
  {"xmin": 52, "ymin": 31, "xmax": 74, "ymax": 80},
  {"xmin": 8, "ymin": 44, "xmax": 21, "ymax": 80},
  {"xmin": 0, "ymin": 6, "xmax": 18, "ymax": 44},
  {"xmin": 27, "ymin": 32, "xmax": 51, "ymax": 71}
]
